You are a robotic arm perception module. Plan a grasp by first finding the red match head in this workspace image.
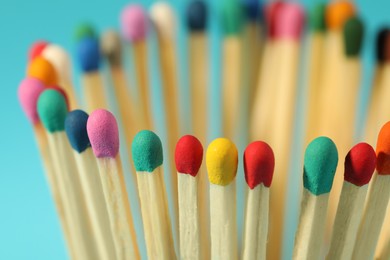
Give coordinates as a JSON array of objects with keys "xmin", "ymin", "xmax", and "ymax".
[
  {"xmin": 344, "ymin": 143, "xmax": 376, "ymax": 186},
  {"xmin": 28, "ymin": 41, "xmax": 49, "ymax": 61},
  {"xmin": 376, "ymin": 122, "xmax": 390, "ymax": 175},
  {"xmin": 175, "ymin": 135, "xmax": 203, "ymax": 177},
  {"xmin": 244, "ymin": 141, "xmax": 275, "ymax": 189}
]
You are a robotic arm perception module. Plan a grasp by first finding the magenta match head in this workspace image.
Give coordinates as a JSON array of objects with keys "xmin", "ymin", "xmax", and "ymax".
[
  {"xmin": 274, "ymin": 3, "xmax": 305, "ymax": 40},
  {"xmin": 175, "ymin": 135, "xmax": 203, "ymax": 177},
  {"xmin": 18, "ymin": 78, "xmax": 46, "ymax": 124},
  {"xmin": 87, "ymin": 109, "xmax": 119, "ymax": 158},
  {"xmin": 344, "ymin": 143, "xmax": 376, "ymax": 186},
  {"xmin": 121, "ymin": 4, "xmax": 148, "ymax": 43},
  {"xmin": 244, "ymin": 141, "xmax": 275, "ymax": 189}
]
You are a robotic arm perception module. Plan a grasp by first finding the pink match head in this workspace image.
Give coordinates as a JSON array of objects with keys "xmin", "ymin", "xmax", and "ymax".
[
  {"xmin": 344, "ymin": 143, "xmax": 376, "ymax": 186},
  {"xmin": 18, "ymin": 77, "xmax": 45, "ymax": 124},
  {"xmin": 121, "ymin": 4, "xmax": 148, "ymax": 43},
  {"xmin": 274, "ymin": 3, "xmax": 305, "ymax": 40},
  {"xmin": 87, "ymin": 109, "xmax": 120, "ymax": 158}
]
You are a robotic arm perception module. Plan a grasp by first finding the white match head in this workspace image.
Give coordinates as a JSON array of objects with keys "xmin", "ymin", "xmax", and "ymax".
[
  {"xmin": 42, "ymin": 44, "xmax": 72, "ymax": 85},
  {"xmin": 149, "ymin": 1, "xmax": 176, "ymax": 39}
]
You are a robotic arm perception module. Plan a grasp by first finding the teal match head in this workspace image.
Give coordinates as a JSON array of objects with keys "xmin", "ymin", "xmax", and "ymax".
[
  {"xmin": 132, "ymin": 130, "xmax": 163, "ymax": 172},
  {"xmin": 343, "ymin": 16, "xmax": 364, "ymax": 57},
  {"xmin": 75, "ymin": 22, "xmax": 97, "ymax": 42},
  {"xmin": 220, "ymin": 1, "xmax": 243, "ymax": 35},
  {"xmin": 37, "ymin": 89, "xmax": 68, "ymax": 133},
  {"xmin": 303, "ymin": 136, "xmax": 338, "ymax": 195},
  {"xmin": 309, "ymin": 3, "xmax": 326, "ymax": 32}
]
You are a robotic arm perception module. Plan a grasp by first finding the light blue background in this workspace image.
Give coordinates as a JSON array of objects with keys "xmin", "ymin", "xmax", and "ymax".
[{"xmin": 0, "ymin": 0, "xmax": 389, "ymax": 259}]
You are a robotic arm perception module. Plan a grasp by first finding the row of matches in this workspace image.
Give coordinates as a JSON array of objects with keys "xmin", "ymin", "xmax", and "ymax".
[{"xmin": 18, "ymin": 79, "xmax": 390, "ymax": 259}]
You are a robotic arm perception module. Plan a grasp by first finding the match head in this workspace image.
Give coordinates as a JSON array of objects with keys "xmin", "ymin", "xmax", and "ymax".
[
  {"xmin": 241, "ymin": 0, "xmax": 263, "ymax": 22},
  {"xmin": 87, "ymin": 109, "xmax": 119, "ymax": 158},
  {"xmin": 344, "ymin": 143, "xmax": 376, "ymax": 186},
  {"xmin": 220, "ymin": 1, "xmax": 243, "ymax": 35},
  {"xmin": 75, "ymin": 23, "xmax": 97, "ymax": 42},
  {"xmin": 37, "ymin": 89, "xmax": 68, "ymax": 133},
  {"xmin": 309, "ymin": 3, "xmax": 326, "ymax": 32},
  {"xmin": 121, "ymin": 5, "xmax": 148, "ymax": 43},
  {"xmin": 47, "ymin": 86, "xmax": 70, "ymax": 110},
  {"xmin": 274, "ymin": 3, "xmax": 305, "ymax": 40},
  {"xmin": 244, "ymin": 141, "xmax": 275, "ymax": 189},
  {"xmin": 101, "ymin": 30, "xmax": 122, "ymax": 66},
  {"xmin": 303, "ymin": 137, "xmax": 338, "ymax": 195},
  {"xmin": 206, "ymin": 138, "xmax": 238, "ymax": 186},
  {"xmin": 42, "ymin": 44, "xmax": 72, "ymax": 85},
  {"xmin": 175, "ymin": 135, "xmax": 203, "ymax": 177},
  {"xmin": 65, "ymin": 110, "xmax": 90, "ymax": 153},
  {"xmin": 18, "ymin": 78, "xmax": 45, "ymax": 124},
  {"xmin": 376, "ymin": 122, "xmax": 390, "ymax": 175},
  {"xmin": 76, "ymin": 37, "xmax": 101, "ymax": 72},
  {"xmin": 343, "ymin": 16, "xmax": 364, "ymax": 57},
  {"xmin": 28, "ymin": 41, "xmax": 48, "ymax": 61},
  {"xmin": 264, "ymin": 1, "xmax": 285, "ymax": 38},
  {"xmin": 27, "ymin": 56, "xmax": 58, "ymax": 86},
  {"xmin": 376, "ymin": 28, "xmax": 390, "ymax": 63},
  {"xmin": 186, "ymin": 0, "xmax": 207, "ymax": 32},
  {"xmin": 149, "ymin": 2, "xmax": 176, "ymax": 39},
  {"xmin": 325, "ymin": 1, "xmax": 355, "ymax": 31},
  {"xmin": 132, "ymin": 130, "xmax": 163, "ymax": 172}
]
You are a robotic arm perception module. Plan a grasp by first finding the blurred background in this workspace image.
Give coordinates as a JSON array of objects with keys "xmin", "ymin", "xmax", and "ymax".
[{"xmin": 1, "ymin": 0, "xmax": 389, "ymax": 259}]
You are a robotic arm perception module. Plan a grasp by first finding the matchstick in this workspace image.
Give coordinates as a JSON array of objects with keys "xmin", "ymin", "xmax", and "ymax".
[
  {"xmin": 352, "ymin": 122, "xmax": 390, "ymax": 260},
  {"xmin": 206, "ymin": 138, "xmax": 238, "ymax": 260},
  {"xmin": 175, "ymin": 135, "xmax": 203, "ymax": 260},
  {"xmin": 132, "ymin": 130, "xmax": 176, "ymax": 259},
  {"xmin": 37, "ymin": 89, "xmax": 98, "ymax": 260},
  {"xmin": 65, "ymin": 110, "xmax": 117, "ymax": 260},
  {"xmin": 87, "ymin": 109, "xmax": 140, "ymax": 260},
  {"xmin": 327, "ymin": 143, "xmax": 376, "ymax": 259},
  {"xmin": 27, "ymin": 56, "xmax": 58, "ymax": 86},
  {"xmin": 242, "ymin": 141, "xmax": 275, "ymax": 260},
  {"xmin": 293, "ymin": 137, "xmax": 338, "ymax": 260}
]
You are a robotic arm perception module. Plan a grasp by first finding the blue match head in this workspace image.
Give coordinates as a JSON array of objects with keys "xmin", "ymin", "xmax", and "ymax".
[
  {"xmin": 76, "ymin": 37, "xmax": 101, "ymax": 72},
  {"xmin": 303, "ymin": 137, "xmax": 339, "ymax": 196},
  {"xmin": 186, "ymin": 0, "xmax": 208, "ymax": 32},
  {"xmin": 65, "ymin": 110, "xmax": 90, "ymax": 153},
  {"xmin": 241, "ymin": 0, "xmax": 263, "ymax": 21}
]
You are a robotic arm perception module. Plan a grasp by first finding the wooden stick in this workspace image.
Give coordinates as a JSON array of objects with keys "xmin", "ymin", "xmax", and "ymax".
[
  {"xmin": 87, "ymin": 109, "xmax": 140, "ymax": 260},
  {"xmin": 82, "ymin": 71, "xmax": 108, "ymax": 112}
]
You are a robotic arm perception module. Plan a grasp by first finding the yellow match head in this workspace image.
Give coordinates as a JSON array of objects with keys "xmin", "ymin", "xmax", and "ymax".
[{"xmin": 206, "ymin": 138, "xmax": 238, "ymax": 186}]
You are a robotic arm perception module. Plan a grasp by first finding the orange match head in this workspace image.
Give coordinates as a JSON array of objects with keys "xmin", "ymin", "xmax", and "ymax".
[
  {"xmin": 27, "ymin": 56, "xmax": 58, "ymax": 86},
  {"xmin": 376, "ymin": 121, "xmax": 390, "ymax": 175},
  {"xmin": 326, "ymin": 1, "xmax": 355, "ymax": 31}
]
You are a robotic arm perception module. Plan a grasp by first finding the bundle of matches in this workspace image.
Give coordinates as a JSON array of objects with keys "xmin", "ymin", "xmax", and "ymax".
[{"xmin": 17, "ymin": 0, "xmax": 390, "ymax": 259}]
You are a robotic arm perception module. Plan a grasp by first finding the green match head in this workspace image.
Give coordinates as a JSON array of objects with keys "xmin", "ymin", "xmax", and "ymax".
[
  {"xmin": 132, "ymin": 130, "xmax": 163, "ymax": 172},
  {"xmin": 303, "ymin": 136, "xmax": 338, "ymax": 195},
  {"xmin": 37, "ymin": 89, "xmax": 68, "ymax": 133},
  {"xmin": 75, "ymin": 22, "xmax": 97, "ymax": 42},
  {"xmin": 220, "ymin": 1, "xmax": 243, "ymax": 35},
  {"xmin": 343, "ymin": 16, "xmax": 364, "ymax": 57},
  {"xmin": 309, "ymin": 3, "xmax": 326, "ymax": 32}
]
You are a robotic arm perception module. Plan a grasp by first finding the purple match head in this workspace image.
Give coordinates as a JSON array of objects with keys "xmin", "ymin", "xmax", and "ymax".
[
  {"xmin": 87, "ymin": 109, "xmax": 120, "ymax": 158},
  {"xmin": 121, "ymin": 4, "xmax": 148, "ymax": 43},
  {"xmin": 18, "ymin": 77, "xmax": 46, "ymax": 124}
]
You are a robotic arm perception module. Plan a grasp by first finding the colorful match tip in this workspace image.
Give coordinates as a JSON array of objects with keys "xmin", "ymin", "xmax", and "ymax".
[
  {"xmin": 27, "ymin": 56, "xmax": 58, "ymax": 86},
  {"xmin": 376, "ymin": 28, "xmax": 390, "ymax": 63},
  {"xmin": 101, "ymin": 30, "xmax": 122, "ymax": 66},
  {"xmin": 75, "ymin": 23, "xmax": 97, "ymax": 42},
  {"xmin": 343, "ymin": 16, "xmax": 364, "ymax": 57},
  {"xmin": 309, "ymin": 3, "xmax": 326, "ymax": 32},
  {"xmin": 241, "ymin": 0, "xmax": 263, "ymax": 21},
  {"xmin": 175, "ymin": 135, "xmax": 203, "ymax": 177},
  {"xmin": 87, "ymin": 109, "xmax": 119, "ymax": 158},
  {"xmin": 18, "ymin": 78, "xmax": 46, "ymax": 124},
  {"xmin": 47, "ymin": 86, "xmax": 70, "ymax": 110},
  {"xmin": 344, "ymin": 143, "xmax": 376, "ymax": 186},
  {"xmin": 264, "ymin": 1, "xmax": 285, "ymax": 38},
  {"xmin": 132, "ymin": 130, "xmax": 164, "ymax": 172},
  {"xmin": 206, "ymin": 138, "xmax": 238, "ymax": 186},
  {"xmin": 42, "ymin": 44, "xmax": 72, "ymax": 84},
  {"xmin": 303, "ymin": 137, "xmax": 338, "ymax": 195},
  {"xmin": 37, "ymin": 89, "xmax": 68, "ymax": 133},
  {"xmin": 186, "ymin": 0, "xmax": 207, "ymax": 32},
  {"xmin": 76, "ymin": 37, "xmax": 101, "ymax": 72},
  {"xmin": 121, "ymin": 5, "xmax": 148, "ymax": 43},
  {"xmin": 220, "ymin": 1, "xmax": 243, "ymax": 35},
  {"xmin": 150, "ymin": 2, "xmax": 176, "ymax": 39},
  {"xmin": 274, "ymin": 3, "xmax": 305, "ymax": 40},
  {"xmin": 244, "ymin": 141, "xmax": 275, "ymax": 189},
  {"xmin": 28, "ymin": 41, "xmax": 49, "ymax": 61},
  {"xmin": 65, "ymin": 110, "xmax": 90, "ymax": 153},
  {"xmin": 376, "ymin": 122, "xmax": 390, "ymax": 175},
  {"xmin": 326, "ymin": 1, "xmax": 355, "ymax": 31}
]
